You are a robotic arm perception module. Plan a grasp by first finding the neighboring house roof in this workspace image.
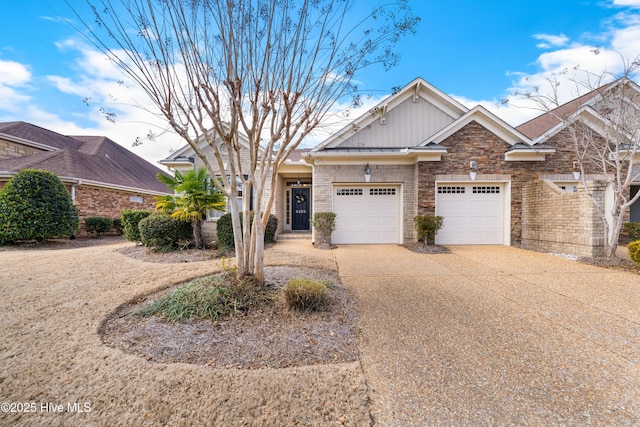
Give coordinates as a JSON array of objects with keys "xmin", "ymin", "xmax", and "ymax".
[{"xmin": 0, "ymin": 121, "xmax": 171, "ymax": 194}]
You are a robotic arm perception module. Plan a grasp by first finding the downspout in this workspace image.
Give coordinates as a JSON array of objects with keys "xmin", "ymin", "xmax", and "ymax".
[{"xmin": 70, "ymin": 180, "xmax": 82, "ymax": 204}]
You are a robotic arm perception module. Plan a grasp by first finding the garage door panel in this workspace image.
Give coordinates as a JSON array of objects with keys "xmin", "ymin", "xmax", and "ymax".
[
  {"xmin": 333, "ymin": 186, "xmax": 400, "ymax": 244},
  {"xmin": 436, "ymin": 184, "xmax": 505, "ymax": 245}
]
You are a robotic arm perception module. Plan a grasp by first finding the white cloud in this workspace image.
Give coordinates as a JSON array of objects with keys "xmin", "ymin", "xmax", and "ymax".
[
  {"xmin": 474, "ymin": 9, "xmax": 640, "ymax": 127},
  {"xmin": 0, "ymin": 59, "xmax": 31, "ymax": 86},
  {"xmin": 0, "ymin": 60, "xmax": 33, "ymax": 113},
  {"xmin": 0, "ymin": 39, "xmax": 182, "ymax": 166},
  {"xmin": 613, "ymin": 0, "xmax": 640, "ymax": 7},
  {"xmin": 533, "ymin": 33, "xmax": 569, "ymax": 49}
]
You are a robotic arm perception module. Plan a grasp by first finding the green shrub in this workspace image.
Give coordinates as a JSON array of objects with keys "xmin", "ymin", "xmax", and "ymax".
[
  {"xmin": 629, "ymin": 240, "xmax": 640, "ymax": 266},
  {"xmin": 283, "ymin": 278, "xmax": 329, "ymax": 311},
  {"xmin": 623, "ymin": 222, "xmax": 640, "ymax": 242},
  {"xmin": 121, "ymin": 209, "xmax": 153, "ymax": 242},
  {"xmin": 312, "ymin": 212, "xmax": 336, "ymax": 248},
  {"xmin": 138, "ymin": 213, "xmax": 193, "ymax": 252},
  {"xmin": 112, "ymin": 218, "xmax": 123, "ymax": 235},
  {"xmin": 0, "ymin": 169, "xmax": 79, "ymax": 244},
  {"xmin": 414, "ymin": 215, "xmax": 444, "ymax": 245},
  {"xmin": 216, "ymin": 212, "xmax": 278, "ymax": 249},
  {"xmin": 264, "ymin": 214, "xmax": 279, "ymax": 243},
  {"xmin": 136, "ymin": 274, "xmax": 272, "ymax": 322},
  {"xmin": 85, "ymin": 217, "xmax": 113, "ymax": 237}
]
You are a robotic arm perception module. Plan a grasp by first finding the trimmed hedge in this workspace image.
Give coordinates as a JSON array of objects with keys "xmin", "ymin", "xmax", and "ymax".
[
  {"xmin": 283, "ymin": 278, "xmax": 329, "ymax": 311},
  {"xmin": 629, "ymin": 240, "xmax": 640, "ymax": 266},
  {"xmin": 138, "ymin": 213, "xmax": 193, "ymax": 252},
  {"xmin": 112, "ymin": 218, "xmax": 123, "ymax": 235},
  {"xmin": 0, "ymin": 169, "xmax": 79, "ymax": 244},
  {"xmin": 85, "ymin": 217, "xmax": 113, "ymax": 237},
  {"xmin": 216, "ymin": 212, "xmax": 278, "ymax": 249},
  {"xmin": 121, "ymin": 209, "xmax": 153, "ymax": 242}
]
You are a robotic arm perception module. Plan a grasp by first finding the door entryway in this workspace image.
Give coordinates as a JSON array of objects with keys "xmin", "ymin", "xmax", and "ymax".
[{"xmin": 291, "ymin": 187, "xmax": 310, "ymax": 231}]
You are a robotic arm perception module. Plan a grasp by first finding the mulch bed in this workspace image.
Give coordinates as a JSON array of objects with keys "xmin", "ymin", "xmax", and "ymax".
[
  {"xmin": 99, "ymin": 266, "xmax": 359, "ymax": 369},
  {"xmin": 401, "ymin": 241, "xmax": 451, "ymax": 254}
]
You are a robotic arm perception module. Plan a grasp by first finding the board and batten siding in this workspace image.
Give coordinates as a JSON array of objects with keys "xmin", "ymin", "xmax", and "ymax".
[{"xmin": 335, "ymin": 97, "xmax": 457, "ymax": 149}]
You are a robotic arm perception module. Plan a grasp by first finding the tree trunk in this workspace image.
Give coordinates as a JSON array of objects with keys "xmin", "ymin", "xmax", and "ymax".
[{"xmin": 192, "ymin": 218, "xmax": 205, "ymax": 249}]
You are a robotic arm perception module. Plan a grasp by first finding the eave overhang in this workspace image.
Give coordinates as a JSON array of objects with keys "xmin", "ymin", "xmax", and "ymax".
[
  {"xmin": 504, "ymin": 145, "xmax": 556, "ymax": 161},
  {"xmin": 306, "ymin": 147, "xmax": 447, "ymax": 165}
]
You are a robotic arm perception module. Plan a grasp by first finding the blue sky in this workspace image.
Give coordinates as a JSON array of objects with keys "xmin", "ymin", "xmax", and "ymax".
[{"xmin": 1, "ymin": 0, "xmax": 639, "ymax": 165}]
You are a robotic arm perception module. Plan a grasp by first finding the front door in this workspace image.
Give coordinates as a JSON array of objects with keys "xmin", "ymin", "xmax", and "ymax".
[{"xmin": 291, "ymin": 187, "xmax": 310, "ymax": 231}]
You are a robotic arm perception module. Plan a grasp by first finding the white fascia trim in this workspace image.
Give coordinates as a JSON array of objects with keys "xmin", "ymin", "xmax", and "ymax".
[
  {"xmin": 309, "ymin": 149, "xmax": 445, "ymax": 165},
  {"xmin": 158, "ymin": 159, "xmax": 195, "ymax": 169},
  {"xmin": 426, "ymin": 106, "xmax": 532, "ymax": 146},
  {"xmin": 0, "ymin": 171, "xmax": 169, "ymax": 195},
  {"xmin": 161, "ymin": 127, "xmax": 253, "ymax": 162},
  {"xmin": 530, "ymin": 105, "xmax": 609, "ymax": 145},
  {"xmin": 57, "ymin": 175, "xmax": 170, "ymax": 196},
  {"xmin": 504, "ymin": 149, "xmax": 555, "ymax": 161},
  {"xmin": 0, "ymin": 132, "xmax": 58, "ymax": 152},
  {"xmin": 312, "ymin": 77, "xmax": 468, "ymax": 151}
]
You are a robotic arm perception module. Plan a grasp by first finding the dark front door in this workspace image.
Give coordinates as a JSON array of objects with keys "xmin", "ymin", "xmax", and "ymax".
[{"xmin": 292, "ymin": 187, "xmax": 310, "ymax": 231}]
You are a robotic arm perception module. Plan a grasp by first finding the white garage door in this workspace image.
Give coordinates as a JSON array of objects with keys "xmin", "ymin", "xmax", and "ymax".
[
  {"xmin": 332, "ymin": 185, "xmax": 401, "ymax": 244},
  {"xmin": 435, "ymin": 184, "xmax": 505, "ymax": 245}
]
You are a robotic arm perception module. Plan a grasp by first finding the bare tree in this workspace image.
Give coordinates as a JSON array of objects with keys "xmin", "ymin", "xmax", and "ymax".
[
  {"xmin": 70, "ymin": 0, "xmax": 419, "ymax": 282},
  {"xmin": 514, "ymin": 59, "xmax": 640, "ymax": 258}
]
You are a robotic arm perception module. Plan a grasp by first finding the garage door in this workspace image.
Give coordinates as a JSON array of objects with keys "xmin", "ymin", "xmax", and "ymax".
[
  {"xmin": 435, "ymin": 184, "xmax": 505, "ymax": 245},
  {"xmin": 332, "ymin": 185, "xmax": 401, "ymax": 244}
]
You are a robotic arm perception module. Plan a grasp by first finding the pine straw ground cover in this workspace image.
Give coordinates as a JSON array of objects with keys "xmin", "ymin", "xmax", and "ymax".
[{"xmin": 0, "ymin": 237, "xmax": 372, "ymax": 426}]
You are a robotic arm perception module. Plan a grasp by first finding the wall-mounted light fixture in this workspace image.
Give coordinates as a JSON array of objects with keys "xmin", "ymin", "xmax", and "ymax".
[
  {"xmin": 572, "ymin": 161, "xmax": 581, "ymax": 180},
  {"xmin": 364, "ymin": 163, "xmax": 371, "ymax": 182},
  {"xmin": 469, "ymin": 160, "xmax": 478, "ymax": 181}
]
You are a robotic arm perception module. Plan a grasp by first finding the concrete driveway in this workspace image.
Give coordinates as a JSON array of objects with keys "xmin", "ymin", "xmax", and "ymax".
[{"xmin": 333, "ymin": 245, "xmax": 640, "ymax": 426}]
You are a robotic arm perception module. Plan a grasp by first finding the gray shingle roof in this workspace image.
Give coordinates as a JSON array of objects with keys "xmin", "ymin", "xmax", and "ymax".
[{"xmin": 0, "ymin": 122, "xmax": 170, "ymax": 194}]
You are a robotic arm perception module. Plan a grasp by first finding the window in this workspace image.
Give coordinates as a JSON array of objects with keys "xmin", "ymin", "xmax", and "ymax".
[
  {"xmin": 370, "ymin": 188, "xmax": 396, "ymax": 196},
  {"xmin": 438, "ymin": 186, "xmax": 465, "ymax": 194},
  {"xmin": 129, "ymin": 195, "xmax": 144, "ymax": 203},
  {"xmin": 472, "ymin": 186, "xmax": 500, "ymax": 194},
  {"xmin": 336, "ymin": 188, "xmax": 363, "ymax": 196},
  {"xmin": 558, "ymin": 184, "xmax": 578, "ymax": 193}
]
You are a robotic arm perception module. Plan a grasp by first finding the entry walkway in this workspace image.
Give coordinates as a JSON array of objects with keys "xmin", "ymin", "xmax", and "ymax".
[{"xmin": 333, "ymin": 244, "xmax": 640, "ymax": 426}]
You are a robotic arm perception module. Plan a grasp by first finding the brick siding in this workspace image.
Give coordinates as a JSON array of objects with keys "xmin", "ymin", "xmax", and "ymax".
[
  {"xmin": 418, "ymin": 122, "xmax": 602, "ymax": 247},
  {"xmin": 73, "ymin": 185, "xmax": 157, "ymax": 235},
  {"xmin": 521, "ymin": 180, "xmax": 606, "ymax": 257}
]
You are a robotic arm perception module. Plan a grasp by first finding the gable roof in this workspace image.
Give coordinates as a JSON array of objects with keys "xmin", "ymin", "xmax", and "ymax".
[
  {"xmin": 422, "ymin": 105, "xmax": 532, "ymax": 146},
  {"xmin": 312, "ymin": 77, "xmax": 469, "ymax": 152},
  {"xmin": 0, "ymin": 122, "xmax": 170, "ymax": 194},
  {"xmin": 159, "ymin": 126, "xmax": 253, "ymax": 167},
  {"xmin": 515, "ymin": 80, "xmax": 621, "ymax": 140}
]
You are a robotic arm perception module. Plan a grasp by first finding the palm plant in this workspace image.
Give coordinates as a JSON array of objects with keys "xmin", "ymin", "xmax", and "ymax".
[{"xmin": 155, "ymin": 168, "xmax": 226, "ymax": 249}]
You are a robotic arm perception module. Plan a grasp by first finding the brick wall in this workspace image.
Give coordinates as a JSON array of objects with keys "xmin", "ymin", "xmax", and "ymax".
[
  {"xmin": 521, "ymin": 180, "xmax": 606, "ymax": 257},
  {"xmin": 418, "ymin": 122, "xmax": 595, "ymax": 245},
  {"xmin": 73, "ymin": 185, "xmax": 157, "ymax": 235},
  {"xmin": 0, "ymin": 139, "xmax": 43, "ymax": 159}
]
